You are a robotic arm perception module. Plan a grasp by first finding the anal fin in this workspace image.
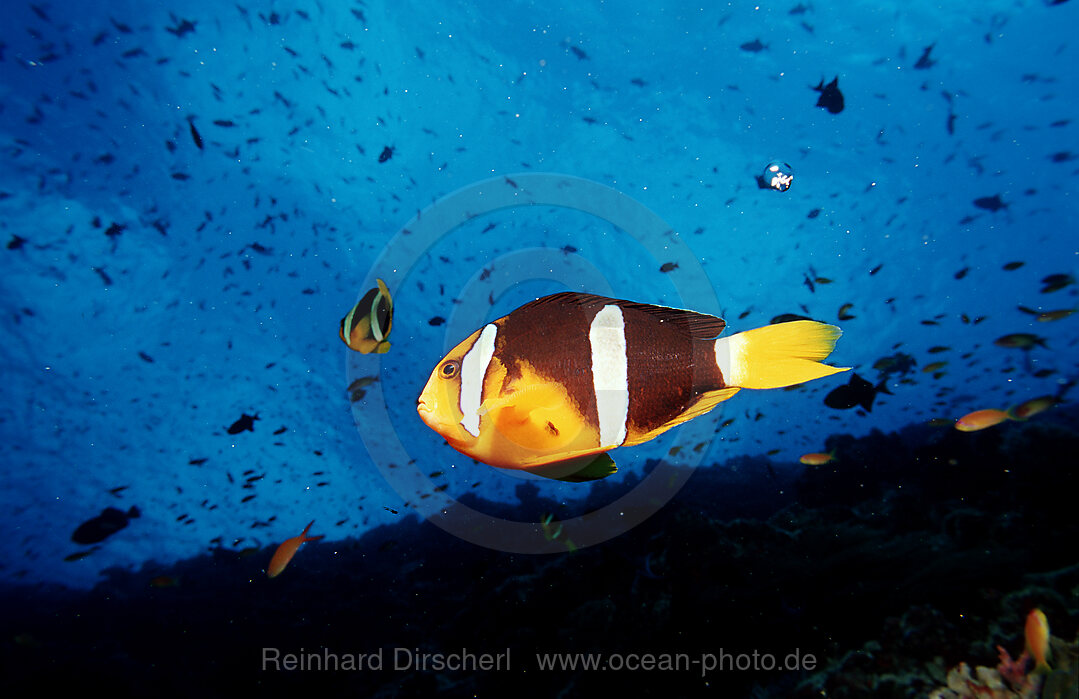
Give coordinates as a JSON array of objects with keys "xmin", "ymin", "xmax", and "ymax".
[{"xmin": 622, "ymin": 387, "xmax": 741, "ymax": 447}]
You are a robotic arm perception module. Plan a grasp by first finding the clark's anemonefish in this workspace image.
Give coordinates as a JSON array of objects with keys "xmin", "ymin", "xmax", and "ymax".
[
  {"xmin": 417, "ymin": 292, "xmax": 849, "ymax": 482},
  {"xmin": 340, "ymin": 279, "xmax": 393, "ymax": 354}
]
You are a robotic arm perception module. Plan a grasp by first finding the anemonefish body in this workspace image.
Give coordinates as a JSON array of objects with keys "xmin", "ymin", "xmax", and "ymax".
[
  {"xmin": 267, "ymin": 520, "xmax": 324, "ymax": 578},
  {"xmin": 340, "ymin": 279, "xmax": 393, "ymax": 354},
  {"xmin": 417, "ymin": 292, "xmax": 849, "ymax": 482}
]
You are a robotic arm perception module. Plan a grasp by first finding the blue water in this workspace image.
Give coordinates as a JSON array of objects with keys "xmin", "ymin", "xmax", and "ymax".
[{"xmin": 1, "ymin": 1, "xmax": 1077, "ymax": 695}]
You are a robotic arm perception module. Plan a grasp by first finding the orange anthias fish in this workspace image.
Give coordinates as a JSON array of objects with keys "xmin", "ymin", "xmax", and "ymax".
[
  {"xmin": 800, "ymin": 451, "xmax": 836, "ymax": 466},
  {"xmin": 1008, "ymin": 395, "xmax": 1059, "ymax": 421},
  {"xmin": 267, "ymin": 521, "xmax": 324, "ymax": 578},
  {"xmin": 955, "ymin": 409, "xmax": 1011, "ymax": 432},
  {"xmin": 1025, "ymin": 608, "xmax": 1051, "ymax": 674}
]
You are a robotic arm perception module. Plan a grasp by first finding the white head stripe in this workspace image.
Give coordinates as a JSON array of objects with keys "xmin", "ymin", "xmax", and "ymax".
[
  {"xmin": 589, "ymin": 305, "xmax": 629, "ymax": 447},
  {"xmin": 459, "ymin": 324, "xmax": 498, "ymax": 437}
]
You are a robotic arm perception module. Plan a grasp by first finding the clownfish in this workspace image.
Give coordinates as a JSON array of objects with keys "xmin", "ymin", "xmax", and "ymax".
[
  {"xmin": 267, "ymin": 520, "xmax": 324, "ymax": 578},
  {"xmin": 340, "ymin": 279, "xmax": 393, "ymax": 354},
  {"xmin": 417, "ymin": 292, "xmax": 849, "ymax": 482}
]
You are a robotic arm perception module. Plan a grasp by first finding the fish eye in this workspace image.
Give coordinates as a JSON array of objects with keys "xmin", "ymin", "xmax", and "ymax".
[{"xmin": 440, "ymin": 360, "xmax": 460, "ymax": 378}]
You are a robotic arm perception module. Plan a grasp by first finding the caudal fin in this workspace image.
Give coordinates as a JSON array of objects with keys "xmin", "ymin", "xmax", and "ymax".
[{"xmin": 714, "ymin": 320, "xmax": 849, "ymax": 389}]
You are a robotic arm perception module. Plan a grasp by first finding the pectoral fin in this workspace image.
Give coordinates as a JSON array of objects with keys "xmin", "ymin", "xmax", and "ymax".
[{"xmin": 488, "ymin": 383, "xmax": 588, "ymax": 452}]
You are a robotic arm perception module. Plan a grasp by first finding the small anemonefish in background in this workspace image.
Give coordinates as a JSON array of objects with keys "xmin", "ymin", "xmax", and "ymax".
[
  {"xmin": 955, "ymin": 409, "xmax": 1011, "ymax": 432},
  {"xmin": 418, "ymin": 292, "xmax": 849, "ymax": 482},
  {"xmin": 1025, "ymin": 608, "xmax": 1051, "ymax": 674},
  {"xmin": 340, "ymin": 279, "xmax": 393, "ymax": 354},
  {"xmin": 800, "ymin": 450, "xmax": 836, "ymax": 466},
  {"xmin": 267, "ymin": 520, "xmax": 324, "ymax": 578}
]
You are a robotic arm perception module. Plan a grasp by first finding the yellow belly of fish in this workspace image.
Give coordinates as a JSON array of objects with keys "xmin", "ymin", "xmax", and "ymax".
[{"xmin": 473, "ymin": 376, "xmax": 605, "ymax": 470}]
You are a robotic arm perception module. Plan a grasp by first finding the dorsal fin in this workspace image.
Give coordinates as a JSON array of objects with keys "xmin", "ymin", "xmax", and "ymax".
[{"xmin": 517, "ymin": 292, "xmax": 726, "ymax": 339}]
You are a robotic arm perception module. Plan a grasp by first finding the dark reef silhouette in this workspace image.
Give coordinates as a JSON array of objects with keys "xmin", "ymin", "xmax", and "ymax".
[{"xmin": 4, "ymin": 408, "xmax": 1079, "ymax": 698}]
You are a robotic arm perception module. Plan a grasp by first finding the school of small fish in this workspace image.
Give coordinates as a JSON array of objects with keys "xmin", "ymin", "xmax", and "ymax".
[{"xmin": 0, "ymin": 0, "xmax": 1074, "ymax": 584}]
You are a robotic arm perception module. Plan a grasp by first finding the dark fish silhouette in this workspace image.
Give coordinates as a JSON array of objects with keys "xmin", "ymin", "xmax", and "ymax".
[
  {"xmin": 771, "ymin": 313, "xmax": 813, "ymax": 324},
  {"xmin": 873, "ymin": 352, "xmax": 916, "ymax": 379},
  {"xmin": 65, "ymin": 546, "xmax": 101, "ymax": 561},
  {"xmin": 227, "ymin": 413, "xmax": 259, "ymax": 434},
  {"xmin": 812, "ymin": 76, "xmax": 844, "ymax": 114},
  {"xmin": 72, "ymin": 506, "xmax": 140, "ymax": 544},
  {"xmin": 378, "ymin": 146, "xmax": 394, "ymax": 163},
  {"xmin": 740, "ymin": 39, "xmax": 768, "ymax": 53},
  {"xmin": 188, "ymin": 120, "xmax": 203, "ymax": 150},
  {"xmin": 166, "ymin": 15, "xmax": 197, "ymax": 37},
  {"xmin": 824, "ymin": 373, "xmax": 891, "ymax": 411},
  {"xmin": 1040, "ymin": 273, "xmax": 1075, "ymax": 293},
  {"xmin": 973, "ymin": 194, "xmax": 1007, "ymax": 212},
  {"xmin": 914, "ymin": 43, "xmax": 936, "ymax": 69}
]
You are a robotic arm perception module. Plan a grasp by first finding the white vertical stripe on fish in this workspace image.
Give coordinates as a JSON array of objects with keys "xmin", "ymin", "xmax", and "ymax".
[
  {"xmin": 589, "ymin": 305, "xmax": 629, "ymax": 446},
  {"xmin": 459, "ymin": 324, "xmax": 498, "ymax": 437},
  {"xmin": 713, "ymin": 333, "xmax": 745, "ymax": 386},
  {"xmin": 370, "ymin": 298, "xmax": 384, "ymax": 342}
]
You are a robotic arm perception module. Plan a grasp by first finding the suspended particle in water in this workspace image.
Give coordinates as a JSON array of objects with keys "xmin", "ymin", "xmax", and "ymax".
[{"xmin": 758, "ymin": 161, "xmax": 794, "ymax": 191}]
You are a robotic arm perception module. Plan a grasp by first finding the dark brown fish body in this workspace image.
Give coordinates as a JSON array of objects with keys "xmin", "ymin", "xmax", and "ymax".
[{"xmin": 490, "ymin": 294, "xmax": 728, "ymax": 439}]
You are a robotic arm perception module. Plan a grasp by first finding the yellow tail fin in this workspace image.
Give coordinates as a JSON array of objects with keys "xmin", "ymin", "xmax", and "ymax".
[{"xmin": 716, "ymin": 320, "xmax": 849, "ymax": 389}]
